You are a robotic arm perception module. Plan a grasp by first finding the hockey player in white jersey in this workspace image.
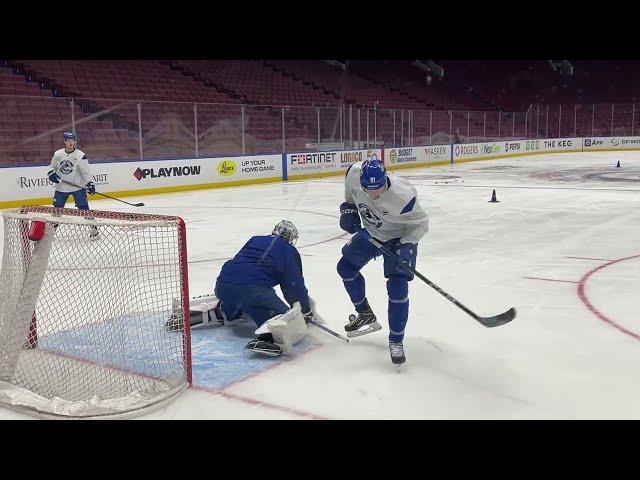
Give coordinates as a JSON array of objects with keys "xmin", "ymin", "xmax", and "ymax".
[
  {"xmin": 48, "ymin": 132, "xmax": 98, "ymax": 237},
  {"xmin": 337, "ymin": 158, "xmax": 429, "ymax": 364}
]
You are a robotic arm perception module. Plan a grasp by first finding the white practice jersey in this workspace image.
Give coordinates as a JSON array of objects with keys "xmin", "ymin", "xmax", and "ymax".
[
  {"xmin": 345, "ymin": 162, "xmax": 429, "ymax": 244},
  {"xmin": 49, "ymin": 148, "xmax": 92, "ymax": 193}
]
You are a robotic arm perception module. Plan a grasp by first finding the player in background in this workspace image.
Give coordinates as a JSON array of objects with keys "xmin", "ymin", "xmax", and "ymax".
[
  {"xmin": 337, "ymin": 158, "xmax": 429, "ymax": 365},
  {"xmin": 47, "ymin": 132, "xmax": 97, "ymax": 238},
  {"xmin": 213, "ymin": 220, "xmax": 317, "ymax": 357}
]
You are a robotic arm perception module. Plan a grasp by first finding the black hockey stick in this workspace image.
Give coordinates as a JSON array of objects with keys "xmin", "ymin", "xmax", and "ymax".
[
  {"xmin": 367, "ymin": 237, "xmax": 516, "ymax": 328},
  {"xmin": 60, "ymin": 179, "xmax": 145, "ymax": 207}
]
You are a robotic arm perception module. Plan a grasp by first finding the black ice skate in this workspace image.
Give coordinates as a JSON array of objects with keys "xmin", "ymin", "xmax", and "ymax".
[
  {"xmin": 389, "ymin": 341, "xmax": 406, "ymax": 365},
  {"xmin": 245, "ymin": 334, "xmax": 282, "ymax": 357},
  {"xmin": 344, "ymin": 308, "xmax": 381, "ymax": 338},
  {"xmin": 89, "ymin": 226, "xmax": 99, "ymax": 239}
]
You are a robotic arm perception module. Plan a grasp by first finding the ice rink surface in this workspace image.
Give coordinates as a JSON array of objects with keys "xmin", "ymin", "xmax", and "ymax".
[{"xmin": 1, "ymin": 150, "xmax": 639, "ymax": 419}]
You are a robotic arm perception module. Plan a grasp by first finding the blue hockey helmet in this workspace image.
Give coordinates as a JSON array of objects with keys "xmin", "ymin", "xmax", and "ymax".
[
  {"xmin": 63, "ymin": 131, "xmax": 76, "ymax": 141},
  {"xmin": 359, "ymin": 158, "xmax": 387, "ymax": 190},
  {"xmin": 272, "ymin": 220, "xmax": 299, "ymax": 245}
]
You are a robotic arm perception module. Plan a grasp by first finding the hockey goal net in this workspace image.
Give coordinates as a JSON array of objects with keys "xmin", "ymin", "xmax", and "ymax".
[{"xmin": 0, "ymin": 206, "xmax": 191, "ymax": 418}]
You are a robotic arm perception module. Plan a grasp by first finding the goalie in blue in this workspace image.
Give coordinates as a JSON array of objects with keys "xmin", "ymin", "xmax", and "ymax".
[{"xmin": 213, "ymin": 220, "xmax": 316, "ymax": 357}]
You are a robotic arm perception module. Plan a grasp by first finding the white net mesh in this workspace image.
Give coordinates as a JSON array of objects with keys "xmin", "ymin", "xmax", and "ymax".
[{"xmin": 0, "ymin": 207, "xmax": 191, "ymax": 418}]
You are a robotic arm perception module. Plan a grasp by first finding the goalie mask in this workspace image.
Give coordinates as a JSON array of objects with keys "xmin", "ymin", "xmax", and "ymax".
[{"xmin": 272, "ymin": 220, "xmax": 298, "ymax": 245}]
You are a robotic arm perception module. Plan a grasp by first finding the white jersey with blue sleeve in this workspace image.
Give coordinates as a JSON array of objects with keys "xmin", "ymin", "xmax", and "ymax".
[
  {"xmin": 345, "ymin": 162, "xmax": 429, "ymax": 244},
  {"xmin": 49, "ymin": 148, "xmax": 91, "ymax": 193}
]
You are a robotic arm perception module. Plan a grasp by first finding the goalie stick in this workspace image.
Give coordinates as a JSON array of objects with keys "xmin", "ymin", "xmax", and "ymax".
[
  {"xmin": 307, "ymin": 300, "xmax": 350, "ymax": 343},
  {"xmin": 367, "ymin": 237, "xmax": 516, "ymax": 328},
  {"xmin": 308, "ymin": 319, "xmax": 350, "ymax": 343}
]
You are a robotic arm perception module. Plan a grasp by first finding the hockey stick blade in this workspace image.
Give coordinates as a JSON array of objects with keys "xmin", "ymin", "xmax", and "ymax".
[{"xmin": 476, "ymin": 307, "xmax": 516, "ymax": 328}]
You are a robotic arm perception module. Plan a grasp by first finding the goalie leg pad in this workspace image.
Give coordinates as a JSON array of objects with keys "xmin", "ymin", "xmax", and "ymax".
[
  {"xmin": 255, "ymin": 302, "xmax": 308, "ymax": 354},
  {"xmin": 166, "ymin": 294, "xmax": 228, "ymax": 331}
]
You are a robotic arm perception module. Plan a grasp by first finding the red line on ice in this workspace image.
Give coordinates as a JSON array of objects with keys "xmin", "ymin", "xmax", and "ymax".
[{"xmin": 577, "ymin": 254, "xmax": 640, "ymax": 341}]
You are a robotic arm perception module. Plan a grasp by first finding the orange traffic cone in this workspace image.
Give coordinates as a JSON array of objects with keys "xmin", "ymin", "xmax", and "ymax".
[{"xmin": 489, "ymin": 189, "xmax": 499, "ymax": 203}]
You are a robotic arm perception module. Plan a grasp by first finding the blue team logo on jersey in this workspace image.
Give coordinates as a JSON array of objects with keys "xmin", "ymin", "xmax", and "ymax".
[
  {"xmin": 59, "ymin": 160, "xmax": 74, "ymax": 175},
  {"xmin": 358, "ymin": 203, "xmax": 383, "ymax": 228}
]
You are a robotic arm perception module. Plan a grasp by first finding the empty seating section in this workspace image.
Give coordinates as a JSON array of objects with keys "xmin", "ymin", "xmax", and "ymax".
[
  {"xmin": 171, "ymin": 60, "xmax": 319, "ymax": 148},
  {"xmin": 1, "ymin": 60, "xmax": 635, "ymax": 166},
  {"xmin": 270, "ymin": 60, "xmax": 417, "ymax": 109},
  {"xmin": 437, "ymin": 60, "xmax": 580, "ymax": 111},
  {"xmin": 262, "ymin": 60, "xmax": 431, "ymax": 143},
  {"xmin": 6, "ymin": 60, "xmax": 262, "ymax": 161},
  {"xmin": 264, "ymin": 60, "xmax": 498, "ymax": 143},
  {"xmin": 347, "ymin": 60, "xmax": 485, "ymax": 111}
]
